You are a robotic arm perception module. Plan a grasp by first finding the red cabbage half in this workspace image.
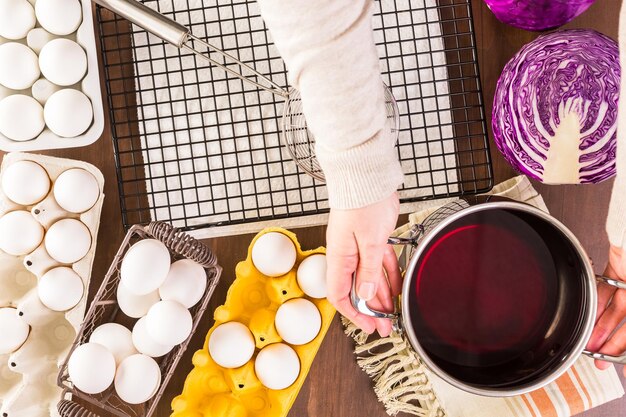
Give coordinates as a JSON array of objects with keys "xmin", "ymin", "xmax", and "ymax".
[
  {"xmin": 492, "ymin": 29, "xmax": 619, "ymax": 184},
  {"xmin": 483, "ymin": 0, "xmax": 596, "ymax": 32}
]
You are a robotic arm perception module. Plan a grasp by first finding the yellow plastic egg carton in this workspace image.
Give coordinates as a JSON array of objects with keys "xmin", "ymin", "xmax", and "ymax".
[{"xmin": 171, "ymin": 227, "xmax": 335, "ymax": 417}]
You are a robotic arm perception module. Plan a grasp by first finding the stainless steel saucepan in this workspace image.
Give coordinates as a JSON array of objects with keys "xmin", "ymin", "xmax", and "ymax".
[{"xmin": 351, "ymin": 196, "xmax": 626, "ymax": 397}]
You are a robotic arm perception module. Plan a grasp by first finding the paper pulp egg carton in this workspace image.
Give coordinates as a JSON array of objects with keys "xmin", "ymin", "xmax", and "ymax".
[
  {"xmin": 0, "ymin": 152, "xmax": 104, "ymax": 417},
  {"xmin": 57, "ymin": 222, "xmax": 222, "ymax": 417},
  {"xmin": 171, "ymin": 228, "xmax": 336, "ymax": 417},
  {"xmin": 0, "ymin": 0, "xmax": 104, "ymax": 152}
]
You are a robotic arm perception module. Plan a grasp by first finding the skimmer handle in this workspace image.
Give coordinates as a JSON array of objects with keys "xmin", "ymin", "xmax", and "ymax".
[
  {"xmin": 93, "ymin": 0, "xmax": 288, "ymax": 97},
  {"xmin": 93, "ymin": 0, "xmax": 189, "ymax": 47}
]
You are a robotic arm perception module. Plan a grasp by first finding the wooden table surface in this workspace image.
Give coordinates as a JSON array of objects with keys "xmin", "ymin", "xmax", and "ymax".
[{"xmin": 3, "ymin": 0, "xmax": 625, "ymax": 416}]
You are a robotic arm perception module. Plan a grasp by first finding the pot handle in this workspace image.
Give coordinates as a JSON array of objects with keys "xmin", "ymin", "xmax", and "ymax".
[
  {"xmin": 595, "ymin": 274, "xmax": 626, "ymax": 291},
  {"xmin": 582, "ymin": 350, "xmax": 626, "ymax": 364},
  {"xmin": 350, "ymin": 272, "xmax": 400, "ymax": 319},
  {"xmin": 349, "ymin": 225, "xmax": 424, "ymax": 319},
  {"xmin": 580, "ymin": 275, "xmax": 626, "ymax": 364}
]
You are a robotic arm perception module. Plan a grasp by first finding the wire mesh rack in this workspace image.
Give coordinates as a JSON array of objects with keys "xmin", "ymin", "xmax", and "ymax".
[{"xmin": 96, "ymin": 0, "xmax": 492, "ymax": 232}]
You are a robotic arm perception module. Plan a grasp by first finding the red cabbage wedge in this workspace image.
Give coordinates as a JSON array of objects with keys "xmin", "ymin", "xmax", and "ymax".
[
  {"xmin": 483, "ymin": 0, "xmax": 596, "ymax": 32},
  {"xmin": 492, "ymin": 29, "xmax": 619, "ymax": 184}
]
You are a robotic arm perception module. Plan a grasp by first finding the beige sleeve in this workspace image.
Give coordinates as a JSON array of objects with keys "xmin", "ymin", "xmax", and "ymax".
[
  {"xmin": 606, "ymin": 4, "xmax": 626, "ymax": 248},
  {"xmin": 257, "ymin": 0, "xmax": 404, "ymax": 209}
]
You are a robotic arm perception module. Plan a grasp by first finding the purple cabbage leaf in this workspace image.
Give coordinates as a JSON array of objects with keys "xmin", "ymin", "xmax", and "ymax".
[
  {"xmin": 483, "ymin": 0, "xmax": 596, "ymax": 32},
  {"xmin": 492, "ymin": 29, "xmax": 619, "ymax": 184}
]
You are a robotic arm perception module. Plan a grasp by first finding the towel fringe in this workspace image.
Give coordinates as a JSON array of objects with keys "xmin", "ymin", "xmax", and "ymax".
[
  {"xmin": 374, "ymin": 354, "xmax": 415, "ymax": 384},
  {"xmin": 341, "ymin": 315, "xmax": 445, "ymax": 417},
  {"xmin": 342, "ymin": 316, "xmax": 370, "ymax": 345},
  {"xmin": 357, "ymin": 343, "xmax": 407, "ymax": 374},
  {"xmin": 385, "ymin": 397, "xmax": 444, "ymax": 417}
]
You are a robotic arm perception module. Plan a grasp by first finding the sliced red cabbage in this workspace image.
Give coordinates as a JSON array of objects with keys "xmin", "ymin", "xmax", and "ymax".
[
  {"xmin": 492, "ymin": 29, "xmax": 619, "ymax": 184},
  {"xmin": 483, "ymin": 0, "xmax": 596, "ymax": 32}
]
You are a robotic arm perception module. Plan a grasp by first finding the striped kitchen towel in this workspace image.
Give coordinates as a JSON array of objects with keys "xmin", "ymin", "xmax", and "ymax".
[
  {"xmin": 427, "ymin": 356, "xmax": 624, "ymax": 417},
  {"xmin": 343, "ymin": 175, "xmax": 625, "ymax": 417}
]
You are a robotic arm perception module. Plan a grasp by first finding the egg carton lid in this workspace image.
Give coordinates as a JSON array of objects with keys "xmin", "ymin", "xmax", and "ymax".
[
  {"xmin": 57, "ymin": 222, "xmax": 222, "ymax": 417},
  {"xmin": 0, "ymin": 152, "xmax": 105, "ymax": 417}
]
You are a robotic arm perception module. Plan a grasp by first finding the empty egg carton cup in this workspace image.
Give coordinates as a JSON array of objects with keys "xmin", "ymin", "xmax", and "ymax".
[{"xmin": 56, "ymin": 222, "xmax": 222, "ymax": 417}]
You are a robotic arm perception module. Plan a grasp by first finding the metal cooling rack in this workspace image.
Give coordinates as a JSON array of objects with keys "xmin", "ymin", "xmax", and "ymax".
[{"xmin": 96, "ymin": 0, "xmax": 492, "ymax": 232}]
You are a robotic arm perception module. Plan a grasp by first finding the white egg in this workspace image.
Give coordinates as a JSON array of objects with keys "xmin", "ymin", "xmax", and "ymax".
[
  {"xmin": 0, "ymin": 307, "xmax": 29, "ymax": 354},
  {"xmin": 0, "ymin": 210, "xmax": 44, "ymax": 256},
  {"xmin": 0, "ymin": 94, "xmax": 45, "ymax": 141},
  {"xmin": 68, "ymin": 342, "xmax": 116, "ymax": 394},
  {"xmin": 131, "ymin": 316, "xmax": 173, "ymax": 358},
  {"xmin": 251, "ymin": 232, "xmax": 297, "ymax": 277},
  {"xmin": 26, "ymin": 28, "xmax": 54, "ymax": 54},
  {"xmin": 44, "ymin": 218, "xmax": 91, "ymax": 264},
  {"xmin": 53, "ymin": 168, "xmax": 100, "ymax": 213},
  {"xmin": 35, "ymin": 0, "xmax": 82, "ymax": 36},
  {"xmin": 0, "ymin": 0, "xmax": 36, "ymax": 40},
  {"xmin": 31, "ymin": 78, "xmax": 60, "ymax": 104},
  {"xmin": 158, "ymin": 259, "xmax": 207, "ymax": 308},
  {"xmin": 37, "ymin": 266, "xmax": 84, "ymax": 311},
  {"xmin": 39, "ymin": 39, "xmax": 87, "ymax": 86},
  {"xmin": 254, "ymin": 343, "xmax": 300, "ymax": 390},
  {"xmin": 274, "ymin": 298, "xmax": 321, "ymax": 345},
  {"xmin": 117, "ymin": 282, "xmax": 160, "ymax": 319},
  {"xmin": 120, "ymin": 239, "xmax": 171, "ymax": 295},
  {"xmin": 90, "ymin": 323, "xmax": 138, "ymax": 365},
  {"xmin": 44, "ymin": 89, "xmax": 93, "ymax": 138},
  {"xmin": 296, "ymin": 254, "xmax": 327, "ymax": 298},
  {"xmin": 0, "ymin": 43, "xmax": 40, "ymax": 90},
  {"xmin": 208, "ymin": 322, "xmax": 255, "ymax": 369},
  {"xmin": 145, "ymin": 300, "xmax": 192, "ymax": 346},
  {"xmin": 1, "ymin": 160, "xmax": 50, "ymax": 205},
  {"xmin": 114, "ymin": 354, "xmax": 161, "ymax": 404}
]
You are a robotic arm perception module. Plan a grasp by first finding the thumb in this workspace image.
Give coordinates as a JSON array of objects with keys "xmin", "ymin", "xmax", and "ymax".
[{"xmin": 356, "ymin": 247, "xmax": 385, "ymax": 301}]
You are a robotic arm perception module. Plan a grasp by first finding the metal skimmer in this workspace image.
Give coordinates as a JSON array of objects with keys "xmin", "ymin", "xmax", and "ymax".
[{"xmin": 94, "ymin": 0, "xmax": 399, "ymax": 182}]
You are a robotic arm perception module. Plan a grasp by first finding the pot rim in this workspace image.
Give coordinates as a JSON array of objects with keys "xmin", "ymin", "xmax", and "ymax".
[{"xmin": 400, "ymin": 200, "xmax": 597, "ymax": 397}]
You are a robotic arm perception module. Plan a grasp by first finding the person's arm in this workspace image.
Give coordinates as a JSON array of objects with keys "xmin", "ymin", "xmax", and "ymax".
[
  {"xmin": 257, "ymin": 0, "xmax": 404, "ymax": 335},
  {"xmin": 605, "ymin": 1, "xmax": 626, "ymax": 268},
  {"xmin": 587, "ymin": 1, "xmax": 626, "ymax": 376},
  {"xmin": 257, "ymin": 0, "xmax": 403, "ymax": 208}
]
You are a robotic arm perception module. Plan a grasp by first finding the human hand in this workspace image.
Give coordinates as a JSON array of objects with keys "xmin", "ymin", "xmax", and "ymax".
[
  {"xmin": 586, "ymin": 245, "xmax": 626, "ymax": 376},
  {"xmin": 325, "ymin": 192, "xmax": 402, "ymax": 338}
]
